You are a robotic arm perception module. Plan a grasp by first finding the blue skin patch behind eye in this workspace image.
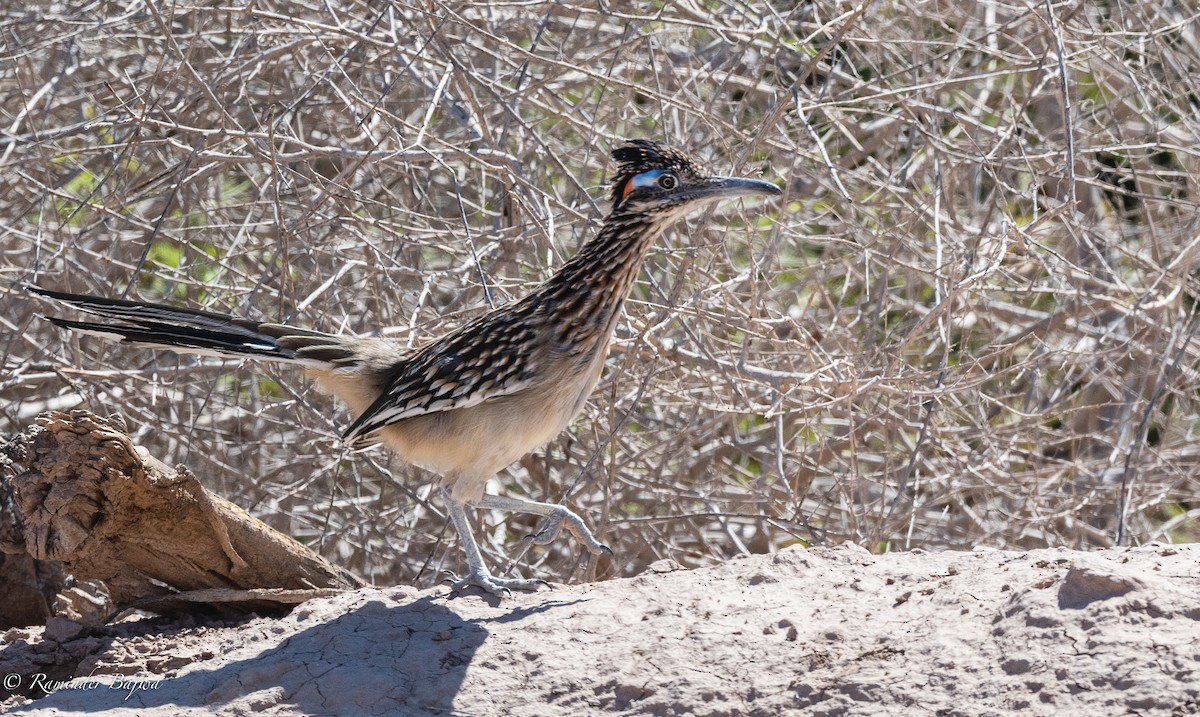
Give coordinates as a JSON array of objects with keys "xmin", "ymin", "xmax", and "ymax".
[{"xmin": 621, "ymin": 169, "xmax": 670, "ymax": 200}]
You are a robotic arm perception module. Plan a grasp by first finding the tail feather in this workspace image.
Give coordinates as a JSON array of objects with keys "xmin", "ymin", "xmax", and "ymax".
[
  {"xmin": 43, "ymin": 315, "xmax": 292, "ymax": 360},
  {"xmin": 29, "ymin": 285, "xmax": 309, "ymax": 363}
]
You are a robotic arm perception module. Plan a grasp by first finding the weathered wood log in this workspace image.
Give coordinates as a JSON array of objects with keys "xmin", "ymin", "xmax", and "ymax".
[{"xmin": 2, "ymin": 410, "xmax": 365, "ymax": 610}]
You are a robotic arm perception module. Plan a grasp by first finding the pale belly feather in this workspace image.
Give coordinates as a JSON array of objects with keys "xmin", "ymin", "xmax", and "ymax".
[{"xmin": 373, "ymin": 345, "xmax": 608, "ymax": 503}]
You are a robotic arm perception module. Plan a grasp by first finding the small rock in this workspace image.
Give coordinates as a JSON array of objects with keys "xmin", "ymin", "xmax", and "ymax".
[
  {"xmin": 645, "ymin": 559, "xmax": 685, "ymax": 574},
  {"xmin": 1058, "ymin": 557, "xmax": 1145, "ymax": 609},
  {"xmin": 43, "ymin": 616, "xmax": 85, "ymax": 643}
]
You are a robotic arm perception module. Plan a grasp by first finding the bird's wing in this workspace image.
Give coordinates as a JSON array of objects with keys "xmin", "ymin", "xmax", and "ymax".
[{"xmin": 341, "ymin": 304, "xmax": 541, "ymax": 443}]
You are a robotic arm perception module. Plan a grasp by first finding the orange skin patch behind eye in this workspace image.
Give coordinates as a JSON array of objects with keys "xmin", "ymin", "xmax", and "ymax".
[
  {"xmin": 621, "ymin": 177, "xmax": 636, "ymax": 201},
  {"xmin": 620, "ymin": 170, "xmax": 664, "ymax": 203}
]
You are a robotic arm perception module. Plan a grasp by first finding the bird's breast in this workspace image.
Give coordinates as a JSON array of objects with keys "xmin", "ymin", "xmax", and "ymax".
[{"xmin": 371, "ymin": 348, "xmax": 610, "ymax": 503}]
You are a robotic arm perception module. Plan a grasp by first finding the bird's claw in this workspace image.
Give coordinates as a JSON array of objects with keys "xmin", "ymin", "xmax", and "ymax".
[
  {"xmin": 442, "ymin": 569, "xmax": 549, "ymax": 598},
  {"xmin": 528, "ymin": 516, "xmax": 565, "ymax": 546},
  {"xmin": 527, "ymin": 506, "xmax": 610, "ymax": 556}
]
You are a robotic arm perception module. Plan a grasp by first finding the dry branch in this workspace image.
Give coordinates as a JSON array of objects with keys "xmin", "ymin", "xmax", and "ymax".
[{"xmin": 3, "ymin": 0, "xmax": 1199, "ymax": 587}]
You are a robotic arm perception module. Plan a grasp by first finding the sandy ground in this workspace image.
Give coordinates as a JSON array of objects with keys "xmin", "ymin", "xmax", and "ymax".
[{"xmin": 1, "ymin": 543, "xmax": 1197, "ymax": 716}]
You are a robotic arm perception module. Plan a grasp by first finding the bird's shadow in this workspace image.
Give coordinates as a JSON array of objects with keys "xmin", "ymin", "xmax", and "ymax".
[{"xmin": 4, "ymin": 591, "xmax": 582, "ymax": 715}]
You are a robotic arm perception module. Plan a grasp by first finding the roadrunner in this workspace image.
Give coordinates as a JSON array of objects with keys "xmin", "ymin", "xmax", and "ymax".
[{"xmin": 30, "ymin": 140, "xmax": 781, "ymax": 596}]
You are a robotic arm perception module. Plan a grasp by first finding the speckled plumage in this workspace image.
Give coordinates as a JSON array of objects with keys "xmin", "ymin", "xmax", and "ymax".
[{"xmin": 31, "ymin": 140, "xmax": 781, "ymax": 596}]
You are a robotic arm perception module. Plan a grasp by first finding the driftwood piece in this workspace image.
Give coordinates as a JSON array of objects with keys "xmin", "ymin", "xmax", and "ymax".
[
  {"xmin": 0, "ymin": 553, "xmax": 66, "ymax": 629},
  {"xmin": 3, "ymin": 410, "xmax": 364, "ymax": 608},
  {"xmin": 0, "ymin": 451, "xmax": 69, "ymax": 628}
]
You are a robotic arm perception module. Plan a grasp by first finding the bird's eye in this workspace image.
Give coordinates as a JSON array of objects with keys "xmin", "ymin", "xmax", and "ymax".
[{"xmin": 622, "ymin": 169, "xmax": 677, "ymax": 201}]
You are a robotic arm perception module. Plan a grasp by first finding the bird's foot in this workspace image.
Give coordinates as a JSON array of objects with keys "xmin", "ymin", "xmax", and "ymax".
[
  {"xmin": 529, "ymin": 505, "xmax": 613, "ymax": 557},
  {"xmin": 443, "ymin": 569, "xmax": 549, "ymax": 598}
]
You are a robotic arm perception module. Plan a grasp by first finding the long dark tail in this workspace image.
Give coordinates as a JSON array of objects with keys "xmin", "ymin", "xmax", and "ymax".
[{"xmin": 28, "ymin": 285, "xmax": 339, "ymax": 363}]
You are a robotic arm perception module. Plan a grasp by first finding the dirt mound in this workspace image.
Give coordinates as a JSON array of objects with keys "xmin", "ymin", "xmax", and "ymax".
[{"xmin": 2, "ymin": 543, "xmax": 1197, "ymax": 716}]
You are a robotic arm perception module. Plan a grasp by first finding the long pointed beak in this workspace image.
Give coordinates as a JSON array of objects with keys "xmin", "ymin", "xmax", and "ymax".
[{"xmin": 692, "ymin": 176, "xmax": 782, "ymax": 202}]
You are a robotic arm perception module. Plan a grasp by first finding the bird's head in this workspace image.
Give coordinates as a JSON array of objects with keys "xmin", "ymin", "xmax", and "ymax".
[{"xmin": 609, "ymin": 139, "xmax": 781, "ymax": 219}]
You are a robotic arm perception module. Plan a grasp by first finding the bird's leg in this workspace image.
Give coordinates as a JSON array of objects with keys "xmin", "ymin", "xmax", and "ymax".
[
  {"xmin": 477, "ymin": 493, "xmax": 611, "ymax": 555},
  {"xmin": 440, "ymin": 487, "xmax": 548, "ymax": 596}
]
